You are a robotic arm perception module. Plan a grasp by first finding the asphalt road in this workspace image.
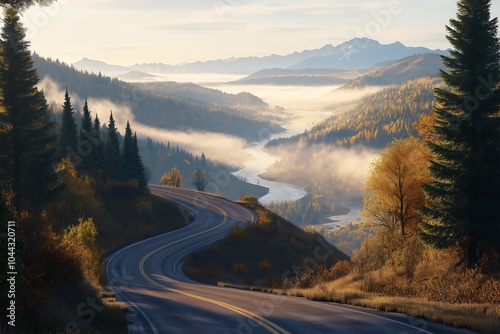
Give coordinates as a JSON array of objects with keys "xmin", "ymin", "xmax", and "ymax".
[{"xmin": 107, "ymin": 186, "xmax": 475, "ymax": 334}]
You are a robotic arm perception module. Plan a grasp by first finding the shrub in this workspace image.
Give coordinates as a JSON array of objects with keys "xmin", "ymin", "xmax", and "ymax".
[
  {"xmin": 259, "ymin": 260, "xmax": 272, "ymax": 271},
  {"xmin": 232, "ymin": 262, "xmax": 249, "ymax": 274},
  {"xmin": 136, "ymin": 199, "xmax": 153, "ymax": 216},
  {"xmin": 330, "ymin": 260, "xmax": 352, "ymax": 280},
  {"xmin": 63, "ymin": 218, "xmax": 105, "ymax": 283},
  {"xmin": 228, "ymin": 224, "xmax": 245, "ymax": 240},
  {"xmin": 240, "ymin": 196, "xmax": 259, "ymax": 204}
]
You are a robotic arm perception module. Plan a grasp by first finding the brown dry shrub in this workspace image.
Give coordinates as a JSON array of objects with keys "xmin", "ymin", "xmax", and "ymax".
[
  {"xmin": 259, "ymin": 260, "xmax": 272, "ymax": 271},
  {"xmin": 232, "ymin": 262, "xmax": 249, "ymax": 274},
  {"xmin": 329, "ymin": 260, "xmax": 352, "ymax": 280},
  {"xmin": 419, "ymin": 268, "xmax": 499, "ymax": 303}
]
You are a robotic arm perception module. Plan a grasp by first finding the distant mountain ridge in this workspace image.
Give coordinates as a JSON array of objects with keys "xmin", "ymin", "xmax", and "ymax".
[
  {"xmin": 73, "ymin": 38, "xmax": 448, "ymax": 76},
  {"xmin": 229, "ymin": 53, "xmax": 443, "ymax": 87}
]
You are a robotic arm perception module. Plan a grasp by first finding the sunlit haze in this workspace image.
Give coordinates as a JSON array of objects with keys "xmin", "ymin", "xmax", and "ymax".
[{"xmin": 19, "ymin": 0, "xmax": 500, "ymax": 66}]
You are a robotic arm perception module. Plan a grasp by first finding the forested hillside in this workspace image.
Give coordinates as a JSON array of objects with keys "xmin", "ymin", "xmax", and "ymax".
[
  {"xmin": 134, "ymin": 82, "xmax": 269, "ymax": 112},
  {"xmin": 342, "ymin": 54, "xmax": 443, "ymax": 89},
  {"xmin": 269, "ymin": 76, "xmax": 441, "ymax": 149},
  {"xmin": 34, "ymin": 54, "xmax": 283, "ymax": 140}
]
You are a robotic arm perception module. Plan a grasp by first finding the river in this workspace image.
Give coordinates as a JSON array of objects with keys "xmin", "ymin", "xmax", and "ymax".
[
  {"xmin": 204, "ymin": 83, "xmax": 364, "ymax": 229},
  {"xmin": 233, "ymin": 110, "xmax": 328, "ymax": 205}
]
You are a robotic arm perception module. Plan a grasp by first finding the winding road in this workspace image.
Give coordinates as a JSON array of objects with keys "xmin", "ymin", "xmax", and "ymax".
[{"xmin": 106, "ymin": 186, "xmax": 475, "ymax": 334}]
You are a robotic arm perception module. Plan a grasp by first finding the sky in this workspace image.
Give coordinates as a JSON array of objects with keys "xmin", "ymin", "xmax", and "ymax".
[{"xmin": 18, "ymin": 0, "xmax": 500, "ymax": 66}]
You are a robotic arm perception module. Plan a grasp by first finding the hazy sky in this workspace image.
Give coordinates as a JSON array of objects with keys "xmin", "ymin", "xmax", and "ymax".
[{"xmin": 19, "ymin": 0, "xmax": 500, "ymax": 66}]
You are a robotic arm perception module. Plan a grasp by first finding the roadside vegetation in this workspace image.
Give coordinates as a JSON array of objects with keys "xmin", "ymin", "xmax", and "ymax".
[{"xmin": 184, "ymin": 196, "xmax": 349, "ymax": 287}]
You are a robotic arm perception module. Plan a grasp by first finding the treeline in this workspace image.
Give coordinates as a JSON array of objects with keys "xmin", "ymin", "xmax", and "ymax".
[
  {"xmin": 34, "ymin": 54, "xmax": 283, "ymax": 140},
  {"xmin": 56, "ymin": 89, "xmax": 147, "ymax": 188},
  {"xmin": 269, "ymin": 76, "xmax": 441, "ymax": 149}
]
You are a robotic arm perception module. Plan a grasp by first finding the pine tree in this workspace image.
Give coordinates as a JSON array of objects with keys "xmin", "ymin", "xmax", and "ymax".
[
  {"xmin": 92, "ymin": 114, "xmax": 105, "ymax": 174},
  {"xmin": 201, "ymin": 153, "xmax": 207, "ymax": 168},
  {"xmin": 118, "ymin": 121, "xmax": 134, "ymax": 181},
  {"xmin": 79, "ymin": 98, "xmax": 93, "ymax": 169},
  {"xmin": 58, "ymin": 88, "xmax": 78, "ymax": 158},
  {"xmin": 117, "ymin": 123, "xmax": 147, "ymax": 189},
  {"xmin": 420, "ymin": 0, "xmax": 500, "ymax": 267},
  {"xmin": 105, "ymin": 112, "xmax": 120, "ymax": 179},
  {"xmin": 0, "ymin": 6, "xmax": 58, "ymax": 210},
  {"xmin": 132, "ymin": 133, "xmax": 147, "ymax": 189},
  {"xmin": 0, "ymin": 1, "xmax": 55, "ymax": 10}
]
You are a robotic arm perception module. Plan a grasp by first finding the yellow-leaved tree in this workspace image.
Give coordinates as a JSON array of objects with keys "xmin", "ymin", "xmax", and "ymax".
[
  {"xmin": 362, "ymin": 137, "xmax": 429, "ymax": 238},
  {"xmin": 160, "ymin": 166, "xmax": 183, "ymax": 188}
]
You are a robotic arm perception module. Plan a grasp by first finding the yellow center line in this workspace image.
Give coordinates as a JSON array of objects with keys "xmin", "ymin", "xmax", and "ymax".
[{"xmin": 141, "ymin": 188, "xmax": 290, "ymax": 334}]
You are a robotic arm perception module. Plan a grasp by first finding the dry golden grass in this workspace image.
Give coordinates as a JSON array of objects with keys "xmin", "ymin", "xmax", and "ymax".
[
  {"xmin": 220, "ymin": 252, "xmax": 500, "ymax": 334},
  {"xmin": 269, "ymin": 268, "xmax": 500, "ymax": 334}
]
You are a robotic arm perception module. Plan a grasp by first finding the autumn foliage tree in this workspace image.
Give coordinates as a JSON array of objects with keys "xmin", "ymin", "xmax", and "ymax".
[
  {"xmin": 363, "ymin": 138, "xmax": 430, "ymax": 238},
  {"xmin": 161, "ymin": 166, "xmax": 183, "ymax": 188}
]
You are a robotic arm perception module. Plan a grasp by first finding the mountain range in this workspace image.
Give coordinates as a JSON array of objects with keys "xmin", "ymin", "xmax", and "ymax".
[{"xmin": 73, "ymin": 38, "xmax": 448, "ymax": 77}]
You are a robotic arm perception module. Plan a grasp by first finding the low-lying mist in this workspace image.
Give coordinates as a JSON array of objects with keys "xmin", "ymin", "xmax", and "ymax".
[
  {"xmin": 263, "ymin": 143, "xmax": 379, "ymax": 204},
  {"xmin": 208, "ymin": 84, "xmax": 340, "ymax": 111},
  {"xmin": 39, "ymin": 76, "xmax": 251, "ymax": 167}
]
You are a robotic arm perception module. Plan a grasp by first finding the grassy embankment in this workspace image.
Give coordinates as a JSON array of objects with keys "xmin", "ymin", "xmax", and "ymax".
[
  {"xmin": 183, "ymin": 196, "xmax": 349, "ymax": 287},
  {"xmin": 264, "ymin": 258, "xmax": 500, "ymax": 334}
]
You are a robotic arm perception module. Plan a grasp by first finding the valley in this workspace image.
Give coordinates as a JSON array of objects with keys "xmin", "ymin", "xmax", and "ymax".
[{"xmin": 36, "ymin": 50, "xmax": 448, "ymax": 231}]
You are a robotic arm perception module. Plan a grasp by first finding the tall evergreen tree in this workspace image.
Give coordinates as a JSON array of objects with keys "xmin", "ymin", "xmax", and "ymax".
[
  {"xmin": 79, "ymin": 98, "xmax": 93, "ymax": 169},
  {"xmin": 105, "ymin": 112, "xmax": 120, "ymax": 179},
  {"xmin": 117, "ymin": 123, "xmax": 146, "ymax": 188},
  {"xmin": 132, "ymin": 133, "xmax": 147, "ymax": 189},
  {"xmin": 0, "ymin": 1, "xmax": 54, "ymax": 10},
  {"xmin": 420, "ymin": 0, "xmax": 500, "ymax": 267},
  {"xmin": 58, "ymin": 88, "xmax": 78, "ymax": 157},
  {"xmin": 0, "ymin": 6, "xmax": 58, "ymax": 210},
  {"xmin": 92, "ymin": 114, "xmax": 105, "ymax": 173},
  {"xmin": 118, "ymin": 121, "xmax": 134, "ymax": 181}
]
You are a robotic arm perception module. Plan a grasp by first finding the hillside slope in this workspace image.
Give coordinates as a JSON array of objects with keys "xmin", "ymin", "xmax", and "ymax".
[
  {"xmin": 269, "ymin": 76, "xmax": 441, "ymax": 149},
  {"xmin": 343, "ymin": 53, "xmax": 443, "ymax": 88},
  {"xmin": 184, "ymin": 198, "xmax": 349, "ymax": 287}
]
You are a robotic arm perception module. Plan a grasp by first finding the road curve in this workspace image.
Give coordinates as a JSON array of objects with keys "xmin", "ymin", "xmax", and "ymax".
[{"xmin": 107, "ymin": 186, "xmax": 475, "ymax": 334}]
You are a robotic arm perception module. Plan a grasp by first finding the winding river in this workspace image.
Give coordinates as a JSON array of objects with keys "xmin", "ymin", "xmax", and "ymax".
[
  {"xmin": 232, "ymin": 117, "xmax": 311, "ymax": 205},
  {"xmin": 205, "ymin": 82, "xmax": 364, "ymax": 228}
]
